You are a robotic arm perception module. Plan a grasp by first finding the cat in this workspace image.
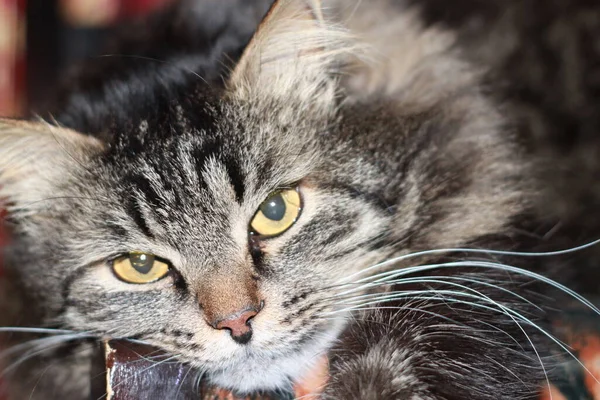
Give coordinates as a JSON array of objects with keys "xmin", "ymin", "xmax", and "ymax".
[{"xmin": 1, "ymin": 0, "xmax": 600, "ymax": 399}]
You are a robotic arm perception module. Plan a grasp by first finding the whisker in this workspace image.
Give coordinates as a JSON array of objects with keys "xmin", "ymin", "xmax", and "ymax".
[
  {"xmin": 23, "ymin": 340, "xmax": 100, "ymax": 400},
  {"xmin": 326, "ymin": 291, "xmax": 499, "ymax": 315},
  {"xmin": 0, "ymin": 334, "xmax": 92, "ymax": 359},
  {"xmin": 1, "ymin": 333, "xmax": 95, "ymax": 376},
  {"xmin": 193, "ymin": 368, "xmax": 207, "ymax": 394},
  {"xmin": 27, "ymin": 364, "xmax": 53, "ymax": 400},
  {"xmin": 340, "ymin": 238, "xmax": 600, "ymax": 283},
  {"xmin": 338, "ymin": 260, "xmax": 600, "ymax": 317},
  {"xmin": 325, "ymin": 291, "xmax": 596, "ymax": 386},
  {"xmin": 0, "ymin": 327, "xmax": 78, "ymax": 335},
  {"xmin": 483, "ymin": 354, "xmax": 529, "ymax": 385},
  {"xmin": 175, "ymin": 365, "xmax": 195, "ymax": 398},
  {"xmin": 331, "ymin": 276, "xmax": 542, "ymax": 312}
]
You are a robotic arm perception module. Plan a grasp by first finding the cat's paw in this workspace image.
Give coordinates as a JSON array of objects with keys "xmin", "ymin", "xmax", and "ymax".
[{"xmin": 318, "ymin": 345, "xmax": 435, "ymax": 400}]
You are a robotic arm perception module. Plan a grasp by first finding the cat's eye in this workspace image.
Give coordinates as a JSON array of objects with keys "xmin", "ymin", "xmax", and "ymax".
[
  {"xmin": 112, "ymin": 252, "xmax": 170, "ymax": 284},
  {"xmin": 250, "ymin": 188, "xmax": 302, "ymax": 237}
]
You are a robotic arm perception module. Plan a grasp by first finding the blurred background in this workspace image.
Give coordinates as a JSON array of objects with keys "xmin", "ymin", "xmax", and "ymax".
[
  {"xmin": 0, "ymin": 0, "xmax": 175, "ymax": 118},
  {"xmin": 0, "ymin": 2, "xmax": 173, "ymax": 396}
]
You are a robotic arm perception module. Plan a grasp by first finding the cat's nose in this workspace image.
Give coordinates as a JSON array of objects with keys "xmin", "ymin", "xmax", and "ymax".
[
  {"xmin": 212, "ymin": 307, "xmax": 260, "ymax": 344},
  {"xmin": 197, "ymin": 268, "xmax": 263, "ymax": 344}
]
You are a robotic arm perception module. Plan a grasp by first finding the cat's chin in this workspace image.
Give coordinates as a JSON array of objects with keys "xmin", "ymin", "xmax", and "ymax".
[
  {"xmin": 194, "ymin": 312, "xmax": 348, "ymax": 393},
  {"xmin": 207, "ymin": 346, "xmax": 321, "ymax": 394},
  {"xmin": 204, "ymin": 327, "xmax": 340, "ymax": 394}
]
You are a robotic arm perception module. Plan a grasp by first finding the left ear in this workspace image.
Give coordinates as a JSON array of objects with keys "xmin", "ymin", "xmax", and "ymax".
[
  {"xmin": 0, "ymin": 119, "xmax": 103, "ymax": 217},
  {"xmin": 227, "ymin": 0, "xmax": 355, "ymax": 108}
]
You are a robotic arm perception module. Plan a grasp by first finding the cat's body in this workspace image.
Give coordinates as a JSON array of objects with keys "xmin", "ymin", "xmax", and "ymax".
[{"xmin": 1, "ymin": 0, "xmax": 600, "ymax": 399}]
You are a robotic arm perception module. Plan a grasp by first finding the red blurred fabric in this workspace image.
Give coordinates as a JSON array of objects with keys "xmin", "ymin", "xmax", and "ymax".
[
  {"xmin": 0, "ymin": 0, "xmax": 22, "ymax": 394},
  {"xmin": 120, "ymin": 0, "xmax": 174, "ymax": 17},
  {"xmin": 0, "ymin": 0, "xmax": 26, "ymax": 117}
]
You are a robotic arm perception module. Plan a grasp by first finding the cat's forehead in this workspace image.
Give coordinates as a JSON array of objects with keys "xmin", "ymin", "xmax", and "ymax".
[
  {"xmin": 103, "ymin": 103, "xmax": 311, "ymax": 194},
  {"xmin": 87, "ymin": 96, "xmax": 319, "ymax": 252}
]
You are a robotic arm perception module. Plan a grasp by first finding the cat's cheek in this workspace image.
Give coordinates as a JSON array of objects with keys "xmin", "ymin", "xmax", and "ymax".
[{"xmin": 244, "ymin": 293, "xmax": 289, "ymax": 346}]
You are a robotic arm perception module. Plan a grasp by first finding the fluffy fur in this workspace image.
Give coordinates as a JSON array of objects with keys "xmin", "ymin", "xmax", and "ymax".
[{"xmin": 1, "ymin": 0, "xmax": 599, "ymax": 399}]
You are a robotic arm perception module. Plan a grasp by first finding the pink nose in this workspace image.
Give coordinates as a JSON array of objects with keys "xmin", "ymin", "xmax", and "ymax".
[{"xmin": 214, "ymin": 309, "xmax": 258, "ymax": 344}]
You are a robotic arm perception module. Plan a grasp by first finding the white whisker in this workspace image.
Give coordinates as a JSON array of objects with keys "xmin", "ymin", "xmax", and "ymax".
[
  {"xmin": 0, "ymin": 327, "xmax": 78, "ymax": 335},
  {"xmin": 1, "ymin": 333, "xmax": 95, "ymax": 376},
  {"xmin": 326, "ymin": 288, "xmax": 597, "ymax": 388},
  {"xmin": 0, "ymin": 334, "xmax": 92, "ymax": 359},
  {"xmin": 339, "ymin": 238, "xmax": 600, "ymax": 283},
  {"xmin": 338, "ymin": 260, "xmax": 600, "ymax": 318},
  {"xmin": 333, "ymin": 275, "xmax": 542, "ymax": 312}
]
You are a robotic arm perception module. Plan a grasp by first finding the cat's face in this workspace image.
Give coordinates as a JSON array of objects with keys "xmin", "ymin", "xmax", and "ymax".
[
  {"xmin": 50, "ymin": 94, "xmax": 391, "ymax": 390},
  {"xmin": 0, "ymin": 1, "xmax": 395, "ymax": 386},
  {"xmin": 0, "ymin": 0, "xmax": 531, "ymax": 393}
]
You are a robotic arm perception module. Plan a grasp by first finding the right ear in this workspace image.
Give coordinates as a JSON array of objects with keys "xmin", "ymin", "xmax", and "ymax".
[
  {"xmin": 227, "ymin": 0, "xmax": 357, "ymax": 109},
  {"xmin": 0, "ymin": 119, "xmax": 103, "ymax": 217}
]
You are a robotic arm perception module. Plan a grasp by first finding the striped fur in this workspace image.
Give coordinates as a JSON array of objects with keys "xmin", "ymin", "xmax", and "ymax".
[{"xmin": 2, "ymin": 0, "xmax": 599, "ymax": 399}]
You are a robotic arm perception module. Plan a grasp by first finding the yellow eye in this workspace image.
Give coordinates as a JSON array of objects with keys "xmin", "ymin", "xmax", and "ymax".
[
  {"xmin": 112, "ymin": 252, "xmax": 170, "ymax": 284},
  {"xmin": 250, "ymin": 188, "xmax": 302, "ymax": 237}
]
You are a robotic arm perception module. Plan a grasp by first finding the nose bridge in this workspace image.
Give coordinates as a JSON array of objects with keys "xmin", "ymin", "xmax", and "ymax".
[{"xmin": 198, "ymin": 266, "xmax": 260, "ymax": 324}]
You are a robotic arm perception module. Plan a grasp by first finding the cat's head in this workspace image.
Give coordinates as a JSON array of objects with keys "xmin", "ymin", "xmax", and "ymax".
[{"xmin": 0, "ymin": 0, "xmax": 531, "ymax": 392}]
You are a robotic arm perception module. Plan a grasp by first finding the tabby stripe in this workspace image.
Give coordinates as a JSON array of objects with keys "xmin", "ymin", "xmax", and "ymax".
[
  {"xmin": 318, "ymin": 182, "xmax": 395, "ymax": 214},
  {"xmin": 126, "ymin": 197, "xmax": 156, "ymax": 239},
  {"xmin": 105, "ymin": 221, "xmax": 129, "ymax": 238},
  {"xmin": 61, "ymin": 264, "xmax": 92, "ymax": 304},
  {"xmin": 221, "ymin": 154, "xmax": 246, "ymax": 203},
  {"xmin": 127, "ymin": 173, "xmax": 164, "ymax": 208},
  {"xmin": 191, "ymin": 140, "xmax": 222, "ymax": 189}
]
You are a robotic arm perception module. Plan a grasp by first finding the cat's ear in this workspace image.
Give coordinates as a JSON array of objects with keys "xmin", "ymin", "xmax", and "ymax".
[
  {"xmin": 227, "ymin": 0, "xmax": 354, "ymax": 108},
  {"xmin": 0, "ymin": 119, "xmax": 103, "ymax": 214}
]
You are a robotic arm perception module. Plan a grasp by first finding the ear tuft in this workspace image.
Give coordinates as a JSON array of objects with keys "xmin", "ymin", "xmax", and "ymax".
[
  {"xmin": 227, "ymin": 0, "xmax": 358, "ymax": 108},
  {"xmin": 0, "ymin": 119, "xmax": 103, "ymax": 216}
]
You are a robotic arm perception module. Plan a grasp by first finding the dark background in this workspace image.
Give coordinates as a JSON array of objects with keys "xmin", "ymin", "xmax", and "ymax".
[
  {"xmin": 26, "ymin": 0, "xmax": 173, "ymax": 113},
  {"xmin": 0, "ymin": 0, "xmax": 173, "ymax": 117}
]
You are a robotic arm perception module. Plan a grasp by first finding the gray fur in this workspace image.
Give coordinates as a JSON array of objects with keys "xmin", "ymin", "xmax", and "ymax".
[{"xmin": 1, "ymin": 0, "xmax": 595, "ymax": 398}]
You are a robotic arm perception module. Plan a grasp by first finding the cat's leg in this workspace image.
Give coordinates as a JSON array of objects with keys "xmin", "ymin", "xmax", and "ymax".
[{"xmin": 321, "ymin": 278, "xmax": 548, "ymax": 400}]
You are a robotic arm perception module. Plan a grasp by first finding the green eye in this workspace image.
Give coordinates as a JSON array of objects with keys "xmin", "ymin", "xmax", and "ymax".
[
  {"xmin": 112, "ymin": 252, "xmax": 170, "ymax": 284},
  {"xmin": 250, "ymin": 188, "xmax": 302, "ymax": 237}
]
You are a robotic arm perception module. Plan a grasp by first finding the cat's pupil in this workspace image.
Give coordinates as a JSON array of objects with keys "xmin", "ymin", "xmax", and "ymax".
[
  {"xmin": 260, "ymin": 193, "xmax": 286, "ymax": 221},
  {"xmin": 130, "ymin": 253, "xmax": 154, "ymax": 274}
]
